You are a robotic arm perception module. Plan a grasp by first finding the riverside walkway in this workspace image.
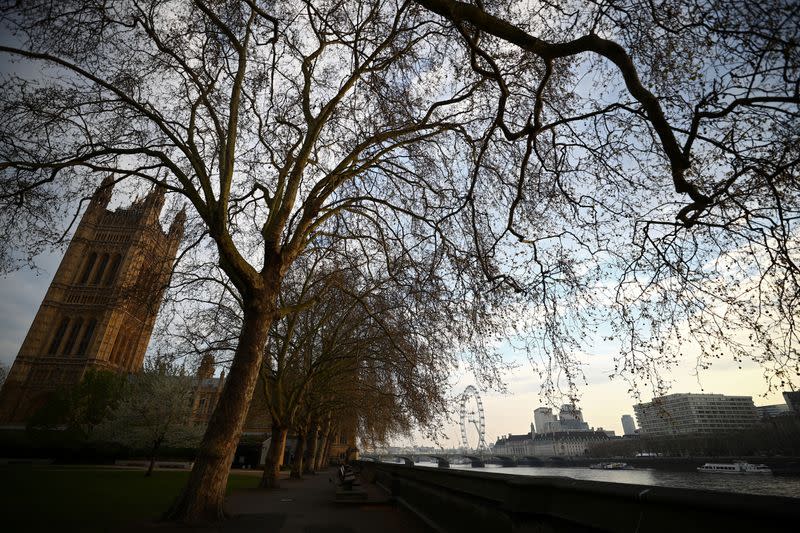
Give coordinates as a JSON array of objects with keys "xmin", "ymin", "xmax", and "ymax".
[{"xmin": 134, "ymin": 468, "xmax": 431, "ymax": 532}]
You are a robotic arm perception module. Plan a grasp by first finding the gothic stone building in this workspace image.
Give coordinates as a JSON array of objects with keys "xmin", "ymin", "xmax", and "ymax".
[{"xmin": 0, "ymin": 177, "xmax": 184, "ymax": 423}]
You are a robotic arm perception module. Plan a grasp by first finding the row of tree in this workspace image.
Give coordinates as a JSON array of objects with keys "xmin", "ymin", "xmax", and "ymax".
[{"xmin": 176, "ymin": 240, "xmax": 485, "ymax": 488}]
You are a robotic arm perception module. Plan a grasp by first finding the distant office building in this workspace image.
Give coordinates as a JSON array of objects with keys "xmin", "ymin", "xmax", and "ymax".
[
  {"xmin": 558, "ymin": 419, "xmax": 589, "ymax": 431},
  {"xmin": 559, "ymin": 404, "xmax": 590, "ymax": 431},
  {"xmin": 559, "ymin": 418, "xmax": 591, "ymax": 431},
  {"xmin": 621, "ymin": 414, "xmax": 637, "ymax": 436},
  {"xmin": 634, "ymin": 393, "xmax": 759, "ymax": 436},
  {"xmin": 756, "ymin": 404, "xmax": 791, "ymax": 419},
  {"xmin": 533, "ymin": 407, "xmax": 559, "ymax": 434},
  {"xmin": 533, "ymin": 405, "xmax": 590, "ymax": 433},
  {"xmin": 784, "ymin": 391, "xmax": 800, "ymax": 414},
  {"xmin": 559, "ymin": 404, "xmax": 584, "ymax": 421}
]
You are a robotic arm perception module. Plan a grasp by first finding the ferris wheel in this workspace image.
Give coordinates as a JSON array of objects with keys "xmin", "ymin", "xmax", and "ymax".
[{"xmin": 459, "ymin": 385, "xmax": 488, "ymax": 451}]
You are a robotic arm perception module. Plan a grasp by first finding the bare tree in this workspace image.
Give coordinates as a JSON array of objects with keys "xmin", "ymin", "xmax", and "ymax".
[
  {"xmin": 0, "ymin": 0, "xmax": 503, "ymax": 521},
  {"xmin": 410, "ymin": 0, "xmax": 799, "ymax": 396},
  {"xmin": 249, "ymin": 242, "xmax": 475, "ymax": 487}
]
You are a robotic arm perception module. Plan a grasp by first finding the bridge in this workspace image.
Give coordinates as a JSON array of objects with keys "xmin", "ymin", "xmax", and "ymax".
[{"xmin": 360, "ymin": 452, "xmax": 548, "ymax": 468}]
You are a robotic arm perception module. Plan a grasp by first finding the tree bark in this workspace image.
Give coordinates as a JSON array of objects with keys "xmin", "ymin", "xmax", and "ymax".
[
  {"xmin": 165, "ymin": 297, "xmax": 274, "ymax": 522},
  {"xmin": 316, "ymin": 415, "xmax": 333, "ymax": 471},
  {"xmin": 304, "ymin": 422, "xmax": 319, "ymax": 475},
  {"xmin": 322, "ymin": 433, "xmax": 333, "ymax": 468},
  {"xmin": 146, "ymin": 439, "xmax": 161, "ymax": 478},
  {"xmin": 318, "ymin": 424, "xmax": 334, "ymax": 471},
  {"xmin": 259, "ymin": 423, "xmax": 288, "ymax": 488},
  {"xmin": 290, "ymin": 426, "xmax": 307, "ymax": 479}
]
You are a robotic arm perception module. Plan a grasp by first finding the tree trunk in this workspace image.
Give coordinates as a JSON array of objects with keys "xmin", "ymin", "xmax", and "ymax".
[
  {"xmin": 314, "ymin": 413, "xmax": 332, "ymax": 471},
  {"xmin": 290, "ymin": 426, "xmax": 307, "ymax": 479},
  {"xmin": 304, "ymin": 422, "xmax": 319, "ymax": 475},
  {"xmin": 321, "ymin": 431, "xmax": 333, "ymax": 469},
  {"xmin": 165, "ymin": 298, "xmax": 274, "ymax": 522},
  {"xmin": 259, "ymin": 424, "xmax": 288, "ymax": 488},
  {"xmin": 317, "ymin": 423, "xmax": 334, "ymax": 471},
  {"xmin": 146, "ymin": 439, "xmax": 161, "ymax": 478},
  {"xmin": 315, "ymin": 414, "xmax": 331, "ymax": 471}
]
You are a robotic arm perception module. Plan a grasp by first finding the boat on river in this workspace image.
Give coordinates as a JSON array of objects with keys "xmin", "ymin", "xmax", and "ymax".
[
  {"xmin": 697, "ymin": 462, "xmax": 772, "ymax": 474},
  {"xmin": 589, "ymin": 462, "xmax": 633, "ymax": 470}
]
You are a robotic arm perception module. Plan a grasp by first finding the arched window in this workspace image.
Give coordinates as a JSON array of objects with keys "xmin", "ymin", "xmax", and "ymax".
[
  {"xmin": 76, "ymin": 318, "xmax": 97, "ymax": 356},
  {"xmin": 104, "ymin": 254, "xmax": 122, "ymax": 286},
  {"xmin": 91, "ymin": 253, "xmax": 110, "ymax": 285},
  {"xmin": 61, "ymin": 318, "xmax": 83, "ymax": 356},
  {"xmin": 77, "ymin": 253, "xmax": 97, "ymax": 285},
  {"xmin": 48, "ymin": 318, "xmax": 70, "ymax": 354}
]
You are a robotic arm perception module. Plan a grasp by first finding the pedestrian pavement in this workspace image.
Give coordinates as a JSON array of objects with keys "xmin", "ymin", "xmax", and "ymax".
[
  {"xmin": 125, "ymin": 468, "xmax": 432, "ymax": 533},
  {"xmin": 223, "ymin": 468, "xmax": 431, "ymax": 533}
]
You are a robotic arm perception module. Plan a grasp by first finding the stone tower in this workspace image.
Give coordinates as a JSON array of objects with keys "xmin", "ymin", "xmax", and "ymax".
[{"xmin": 0, "ymin": 177, "xmax": 184, "ymax": 423}]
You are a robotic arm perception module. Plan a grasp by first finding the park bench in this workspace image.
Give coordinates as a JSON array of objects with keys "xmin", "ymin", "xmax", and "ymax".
[
  {"xmin": 333, "ymin": 463, "xmax": 367, "ymax": 502},
  {"xmin": 338, "ymin": 464, "xmax": 358, "ymax": 489}
]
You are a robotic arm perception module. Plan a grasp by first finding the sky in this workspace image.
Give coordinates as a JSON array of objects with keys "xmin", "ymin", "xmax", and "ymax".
[{"xmin": 0, "ymin": 239, "xmax": 788, "ymax": 443}]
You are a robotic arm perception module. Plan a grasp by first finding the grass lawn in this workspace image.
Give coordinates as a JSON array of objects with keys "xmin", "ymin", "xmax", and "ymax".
[{"xmin": 0, "ymin": 464, "xmax": 260, "ymax": 532}]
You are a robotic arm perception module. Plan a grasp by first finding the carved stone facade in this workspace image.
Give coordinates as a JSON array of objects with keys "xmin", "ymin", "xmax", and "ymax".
[
  {"xmin": 0, "ymin": 178, "xmax": 183, "ymax": 423},
  {"xmin": 189, "ymin": 354, "xmax": 225, "ymax": 426}
]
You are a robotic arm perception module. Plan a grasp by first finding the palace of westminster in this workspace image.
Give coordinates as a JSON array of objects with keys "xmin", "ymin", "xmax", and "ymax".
[{"xmin": 0, "ymin": 178, "xmax": 353, "ymax": 462}]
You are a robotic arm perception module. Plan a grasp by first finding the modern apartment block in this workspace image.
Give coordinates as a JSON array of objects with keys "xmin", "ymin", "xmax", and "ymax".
[{"xmin": 634, "ymin": 393, "xmax": 759, "ymax": 436}]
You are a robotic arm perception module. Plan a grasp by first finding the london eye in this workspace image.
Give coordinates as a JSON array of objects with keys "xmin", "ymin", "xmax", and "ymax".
[{"xmin": 459, "ymin": 385, "xmax": 488, "ymax": 452}]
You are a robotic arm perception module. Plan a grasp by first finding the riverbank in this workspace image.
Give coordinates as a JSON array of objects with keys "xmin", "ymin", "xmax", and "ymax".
[
  {"xmin": 532, "ymin": 455, "xmax": 800, "ymax": 474},
  {"xmin": 414, "ymin": 461, "xmax": 800, "ymax": 498}
]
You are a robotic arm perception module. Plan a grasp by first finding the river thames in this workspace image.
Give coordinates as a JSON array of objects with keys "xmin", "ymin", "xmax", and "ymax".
[{"xmin": 414, "ymin": 462, "xmax": 800, "ymax": 498}]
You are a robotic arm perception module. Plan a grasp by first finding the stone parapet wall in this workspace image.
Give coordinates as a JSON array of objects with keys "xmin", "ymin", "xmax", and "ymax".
[{"xmin": 356, "ymin": 461, "xmax": 798, "ymax": 533}]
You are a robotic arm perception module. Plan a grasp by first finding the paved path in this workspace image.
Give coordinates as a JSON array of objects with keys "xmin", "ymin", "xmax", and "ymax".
[
  {"xmin": 223, "ymin": 469, "xmax": 431, "ymax": 533},
  {"xmin": 127, "ymin": 469, "xmax": 431, "ymax": 533}
]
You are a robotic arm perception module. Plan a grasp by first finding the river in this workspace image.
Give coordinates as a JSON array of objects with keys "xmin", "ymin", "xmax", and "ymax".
[{"xmin": 413, "ymin": 461, "xmax": 800, "ymax": 498}]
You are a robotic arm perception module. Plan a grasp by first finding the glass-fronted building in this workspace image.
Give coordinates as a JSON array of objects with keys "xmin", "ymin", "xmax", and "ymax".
[{"xmin": 634, "ymin": 393, "xmax": 759, "ymax": 436}]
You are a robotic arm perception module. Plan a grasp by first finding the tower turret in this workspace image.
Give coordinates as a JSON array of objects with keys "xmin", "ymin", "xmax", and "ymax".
[
  {"xmin": 90, "ymin": 175, "xmax": 115, "ymax": 210},
  {"xmin": 197, "ymin": 353, "xmax": 215, "ymax": 380},
  {"xmin": 140, "ymin": 183, "xmax": 166, "ymax": 222},
  {"xmin": 169, "ymin": 205, "xmax": 186, "ymax": 242}
]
